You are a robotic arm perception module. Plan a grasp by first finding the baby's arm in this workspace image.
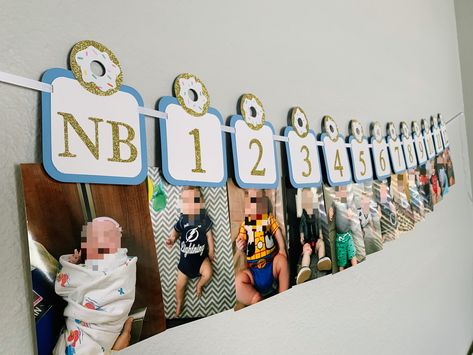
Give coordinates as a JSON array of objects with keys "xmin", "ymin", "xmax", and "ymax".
[
  {"xmin": 274, "ymin": 228, "xmax": 287, "ymax": 258},
  {"xmin": 165, "ymin": 229, "xmax": 179, "ymax": 249},
  {"xmin": 207, "ymin": 230, "xmax": 215, "ymax": 262}
]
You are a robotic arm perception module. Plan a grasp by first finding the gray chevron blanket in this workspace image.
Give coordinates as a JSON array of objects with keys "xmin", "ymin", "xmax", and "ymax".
[{"xmin": 148, "ymin": 168, "xmax": 235, "ymax": 319}]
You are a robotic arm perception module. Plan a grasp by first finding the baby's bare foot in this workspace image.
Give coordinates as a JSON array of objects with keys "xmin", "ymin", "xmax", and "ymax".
[
  {"xmin": 175, "ymin": 302, "xmax": 182, "ymax": 317},
  {"xmin": 196, "ymin": 284, "xmax": 203, "ymax": 298}
]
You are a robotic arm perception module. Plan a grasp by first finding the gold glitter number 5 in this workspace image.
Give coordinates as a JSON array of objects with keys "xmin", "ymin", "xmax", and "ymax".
[
  {"xmin": 189, "ymin": 128, "xmax": 206, "ymax": 173},
  {"xmin": 249, "ymin": 138, "xmax": 266, "ymax": 176}
]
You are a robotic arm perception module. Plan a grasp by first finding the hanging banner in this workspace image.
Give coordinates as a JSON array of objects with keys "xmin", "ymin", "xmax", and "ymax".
[
  {"xmin": 348, "ymin": 120, "xmax": 373, "ymax": 183},
  {"xmin": 431, "ymin": 115, "xmax": 444, "ymax": 155},
  {"xmin": 386, "ymin": 122, "xmax": 407, "ymax": 174},
  {"xmin": 158, "ymin": 73, "xmax": 227, "ymax": 187},
  {"xmin": 370, "ymin": 122, "xmax": 392, "ymax": 180},
  {"xmin": 411, "ymin": 121, "xmax": 428, "ymax": 166},
  {"xmin": 41, "ymin": 40, "xmax": 147, "ymax": 185},
  {"xmin": 421, "ymin": 118, "xmax": 436, "ymax": 160},
  {"xmin": 230, "ymin": 94, "xmax": 279, "ymax": 188},
  {"xmin": 284, "ymin": 107, "xmax": 322, "ymax": 188},
  {"xmin": 400, "ymin": 121, "xmax": 418, "ymax": 169}
]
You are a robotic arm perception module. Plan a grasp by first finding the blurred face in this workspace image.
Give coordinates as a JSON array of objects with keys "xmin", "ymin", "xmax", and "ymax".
[
  {"xmin": 361, "ymin": 194, "xmax": 370, "ymax": 213},
  {"xmin": 335, "ymin": 186, "xmax": 348, "ymax": 202},
  {"xmin": 180, "ymin": 188, "xmax": 204, "ymax": 215},
  {"xmin": 81, "ymin": 219, "xmax": 121, "ymax": 261},
  {"xmin": 301, "ymin": 189, "xmax": 314, "ymax": 211},
  {"xmin": 244, "ymin": 189, "xmax": 267, "ymax": 216},
  {"xmin": 380, "ymin": 183, "xmax": 388, "ymax": 203}
]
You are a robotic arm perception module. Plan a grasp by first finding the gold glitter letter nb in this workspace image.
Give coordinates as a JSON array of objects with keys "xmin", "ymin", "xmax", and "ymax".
[
  {"xmin": 57, "ymin": 112, "xmax": 103, "ymax": 159},
  {"xmin": 107, "ymin": 120, "xmax": 138, "ymax": 163}
]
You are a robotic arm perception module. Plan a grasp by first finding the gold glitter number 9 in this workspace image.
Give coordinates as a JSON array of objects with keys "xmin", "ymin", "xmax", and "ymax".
[
  {"xmin": 300, "ymin": 145, "xmax": 312, "ymax": 177},
  {"xmin": 334, "ymin": 149, "xmax": 344, "ymax": 177},
  {"xmin": 189, "ymin": 128, "xmax": 206, "ymax": 173},
  {"xmin": 249, "ymin": 138, "xmax": 266, "ymax": 176}
]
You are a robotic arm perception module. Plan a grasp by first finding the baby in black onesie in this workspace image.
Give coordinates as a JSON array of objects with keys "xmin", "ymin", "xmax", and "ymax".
[{"xmin": 165, "ymin": 187, "xmax": 215, "ymax": 317}]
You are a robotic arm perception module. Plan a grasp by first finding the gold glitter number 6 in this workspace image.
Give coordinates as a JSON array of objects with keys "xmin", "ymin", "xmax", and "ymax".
[
  {"xmin": 300, "ymin": 145, "xmax": 312, "ymax": 177},
  {"xmin": 334, "ymin": 149, "xmax": 344, "ymax": 177},
  {"xmin": 189, "ymin": 128, "xmax": 206, "ymax": 173},
  {"xmin": 249, "ymin": 138, "xmax": 266, "ymax": 176},
  {"xmin": 379, "ymin": 150, "xmax": 387, "ymax": 171}
]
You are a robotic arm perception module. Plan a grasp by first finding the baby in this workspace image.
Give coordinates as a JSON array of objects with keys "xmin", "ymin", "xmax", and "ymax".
[
  {"xmin": 328, "ymin": 186, "xmax": 358, "ymax": 271},
  {"xmin": 235, "ymin": 189, "xmax": 289, "ymax": 305},
  {"xmin": 165, "ymin": 187, "xmax": 214, "ymax": 317},
  {"xmin": 296, "ymin": 188, "xmax": 331, "ymax": 284},
  {"xmin": 53, "ymin": 217, "xmax": 136, "ymax": 355}
]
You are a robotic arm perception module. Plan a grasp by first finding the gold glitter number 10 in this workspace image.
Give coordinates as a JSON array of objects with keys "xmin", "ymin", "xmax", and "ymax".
[
  {"xmin": 249, "ymin": 138, "xmax": 266, "ymax": 176},
  {"xmin": 189, "ymin": 128, "xmax": 206, "ymax": 173}
]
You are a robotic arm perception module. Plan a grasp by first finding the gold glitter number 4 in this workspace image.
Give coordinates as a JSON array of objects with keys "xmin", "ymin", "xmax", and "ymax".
[
  {"xmin": 189, "ymin": 128, "xmax": 206, "ymax": 173},
  {"xmin": 334, "ymin": 149, "xmax": 344, "ymax": 177},
  {"xmin": 300, "ymin": 145, "xmax": 312, "ymax": 177},
  {"xmin": 249, "ymin": 138, "xmax": 266, "ymax": 176}
]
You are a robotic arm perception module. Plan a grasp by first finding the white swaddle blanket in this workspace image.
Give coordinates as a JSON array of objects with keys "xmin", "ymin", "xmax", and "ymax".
[{"xmin": 53, "ymin": 250, "xmax": 137, "ymax": 355}]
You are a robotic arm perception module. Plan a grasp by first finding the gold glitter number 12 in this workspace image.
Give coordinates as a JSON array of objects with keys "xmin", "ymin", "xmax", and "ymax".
[
  {"xmin": 189, "ymin": 128, "xmax": 206, "ymax": 173},
  {"xmin": 249, "ymin": 138, "xmax": 266, "ymax": 176}
]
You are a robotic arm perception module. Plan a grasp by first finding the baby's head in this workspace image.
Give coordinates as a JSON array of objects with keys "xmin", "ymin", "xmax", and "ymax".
[
  {"xmin": 244, "ymin": 189, "xmax": 268, "ymax": 217},
  {"xmin": 335, "ymin": 185, "xmax": 348, "ymax": 203},
  {"xmin": 180, "ymin": 186, "xmax": 205, "ymax": 216},
  {"xmin": 81, "ymin": 217, "xmax": 122, "ymax": 261}
]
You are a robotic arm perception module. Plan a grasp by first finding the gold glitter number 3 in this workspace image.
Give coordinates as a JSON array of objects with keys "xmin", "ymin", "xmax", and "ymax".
[
  {"xmin": 334, "ymin": 149, "xmax": 344, "ymax": 177},
  {"xmin": 300, "ymin": 145, "xmax": 312, "ymax": 177},
  {"xmin": 249, "ymin": 138, "xmax": 266, "ymax": 176},
  {"xmin": 189, "ymin": 128, "xmax": 206, "ymax": 173}
]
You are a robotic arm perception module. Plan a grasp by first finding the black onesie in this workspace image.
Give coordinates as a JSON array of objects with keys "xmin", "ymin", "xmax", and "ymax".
[{"xmin": 174, "ymin": 212, "xmax": 212, "ymax": 279}]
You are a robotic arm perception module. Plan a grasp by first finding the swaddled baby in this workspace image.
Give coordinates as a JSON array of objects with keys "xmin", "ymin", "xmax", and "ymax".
[{"xmin": 53, "ymin": 217, "xmax": 136, "ymax": 355}]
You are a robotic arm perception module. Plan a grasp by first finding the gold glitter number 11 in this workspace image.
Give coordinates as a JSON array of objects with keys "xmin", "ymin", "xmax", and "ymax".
[{"xmin": 189, "ymin": 128, "xmax": 206, "ymax": 173}]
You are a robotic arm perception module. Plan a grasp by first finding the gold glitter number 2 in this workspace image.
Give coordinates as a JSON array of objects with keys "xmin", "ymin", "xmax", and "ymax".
[
  {"xmin": 189, "ymin": 128, "xmax": 206, "ymax": 173},
  {"xmin": 249, "ymin": 138, "xmax": 266, "ymax": 176}
]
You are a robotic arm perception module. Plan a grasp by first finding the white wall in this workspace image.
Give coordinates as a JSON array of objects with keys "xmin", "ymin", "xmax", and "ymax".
[
  {"xmin": 0, "ymin": 1, "xmax": 472, "ymax": 354},
  {"xmin": 455, "ymin": 0, "xmax": 473, "ymax": 191}
]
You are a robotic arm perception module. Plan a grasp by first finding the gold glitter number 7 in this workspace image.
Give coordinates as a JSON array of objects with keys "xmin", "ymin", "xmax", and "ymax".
[
  {"xmin": 249, "ymin": 138, "xmax": 266, "ymax": 176},
  {"xmin": 189, "ymin": 128, "xmax": 206, "ymax": 173}
]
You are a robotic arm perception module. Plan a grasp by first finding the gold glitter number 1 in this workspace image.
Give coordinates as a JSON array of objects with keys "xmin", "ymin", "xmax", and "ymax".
[
  {"xmin": 249, "ymin": 138, "xmax": 266, "ymax": 176},
  {"xmin": 189, "ymin": 128, "xmax": 206, "ymax": 173}
]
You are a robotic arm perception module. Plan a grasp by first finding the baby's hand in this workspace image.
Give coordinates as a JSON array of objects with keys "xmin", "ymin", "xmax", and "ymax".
[
  {"xmin": 235, "ymin": 237, "xmax": 246, "ymax": 252},
  {"xmin": 68, "ymin": 249, "xmax": 81, "ymax": 264},
  {"xmin": 209, "ymin": 249, "xmax": 215, "ymax": 262},
  {"xmin": 165, "ymin": 236, "xmax": 175, "ymax": 249}
]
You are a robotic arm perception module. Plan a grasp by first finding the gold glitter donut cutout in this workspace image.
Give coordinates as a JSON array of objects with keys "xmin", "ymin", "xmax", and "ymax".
[
  {"xmin": 437, "ymin": 113, "xmax": 443, "ymax": 127},
  {"xmin": 412, "ymin": 121, "xmax": 420, "ymax": 137},
  {"xmin": 70, "ymin": 40, "xmax": 123, "ymax": 96},
  {"xmin": 421, "ymin": 119, "xmax": 428, "ymax": 132},
  {"xmin": 400, "ymin": 121, "xmax": 409, "ymax": 139},
  {"xmin": 371, "ymin": 122, "xmax": 383, "ymax": 143},
  {"xmin": 349, "ymin": 120, "xmax": 364, "ymax": 144},
  {"xmin": 174, "ymin": 73, "xmax": 210, "ymax": 117},
  {"xmin": 323, "ymin": 116, "xmax": 340, "ymax": 142},
  {"xmin": 387, "ymin": 122, "xmax": 397, "ymax": 141},
  {"xmin": 291, "ymin": 107, "xmax": 309, "ymax": 138},
  {"xmin": 240, "ymin": 93, "xmax": 265, "ymax": 131}
]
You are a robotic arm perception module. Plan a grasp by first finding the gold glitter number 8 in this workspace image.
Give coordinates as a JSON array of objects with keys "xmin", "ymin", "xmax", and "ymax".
[
  {"xmin": 334, "ymin": 149, "xmax": 344, "ymax": 177},
  {"xmin": 300, "ymin": 145, "xmax": 312, "ymax": 177},
  {"xmin": 189, "ymin": 128, "xmax": 206, "ymax": 173},
  {"xmin": 407, "ymin": 145, "xmax": 414, "ymax": 163},
  {"xmin": 249, "ymin": 138, "xmax": 266, "ymax": 176}
]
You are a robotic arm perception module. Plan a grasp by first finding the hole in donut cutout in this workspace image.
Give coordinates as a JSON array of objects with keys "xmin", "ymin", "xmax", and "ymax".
[
  {"xmin": 250, "ymin": 106, "xmax": 257, "ymax": 118},
  {"xmin": 356, "ymin": 127, "xmax": 361, "ymax": 136},
  {"xmin": 297, "ymin": 117, "xmax": 304, "ymax": 127},
  {"xmin": 188, "ymin": 88, "xmax": 198, "ymax": 102},
  {"xmin": 329, "ymin": 125, "xmax": 335, "ymax": 134},
  {"xmin": 90, "ymin": 60, "xmax": 106, "ymax": 77}
]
